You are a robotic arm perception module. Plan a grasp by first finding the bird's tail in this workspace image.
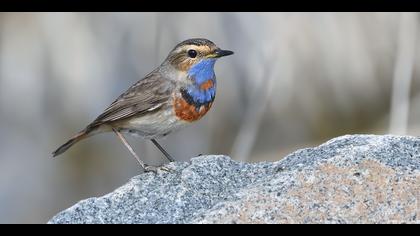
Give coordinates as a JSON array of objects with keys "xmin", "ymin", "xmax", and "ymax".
[{"xmin": 52, "ymin": 129, "xmax": 89, "ymax": 157}]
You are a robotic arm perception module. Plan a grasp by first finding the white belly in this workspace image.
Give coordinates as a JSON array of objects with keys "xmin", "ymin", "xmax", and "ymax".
[{"xmin": 119, "ymin": 108, "xmax": 188, "ymax": 139}]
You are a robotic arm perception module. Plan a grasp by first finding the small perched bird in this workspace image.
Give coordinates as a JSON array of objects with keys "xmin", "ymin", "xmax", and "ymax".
[{"xmin": 52, "ymin": 38, "xmax": 233, "ymax": 171}]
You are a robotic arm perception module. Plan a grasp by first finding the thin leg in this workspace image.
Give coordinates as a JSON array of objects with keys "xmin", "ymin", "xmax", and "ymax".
[
  {"xmin": 151, "ymin": 139, "xmax": 175, "ymax": 162},
  {"xmin": 113, "ymin": 128, "xmax": 159, "ymax": 172}
]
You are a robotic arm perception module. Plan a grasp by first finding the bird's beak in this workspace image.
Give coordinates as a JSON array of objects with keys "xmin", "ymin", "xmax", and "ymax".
[{"xmin": 208, "ymin": 48, "xmax": 234, "ymax": 58}]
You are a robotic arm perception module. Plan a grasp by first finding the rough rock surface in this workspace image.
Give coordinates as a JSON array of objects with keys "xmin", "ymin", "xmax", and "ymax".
[{"xmin": 49, "ymin": 135, "xmax": 420, "ymax": 224}]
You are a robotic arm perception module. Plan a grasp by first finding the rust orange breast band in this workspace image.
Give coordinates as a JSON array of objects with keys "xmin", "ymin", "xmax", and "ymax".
[
  {"xmin": 200, "ymin": 80, "xmax": 214, "ymax": 90},
  {"xmin": 174, "ymin": 96, "xmax": 213, "ymax": 122}
]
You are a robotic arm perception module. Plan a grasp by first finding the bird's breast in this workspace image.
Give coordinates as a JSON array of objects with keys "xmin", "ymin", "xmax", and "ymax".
[{"xmin": 173, "ymin": 79, "xmax": 216, "ymax": 122}]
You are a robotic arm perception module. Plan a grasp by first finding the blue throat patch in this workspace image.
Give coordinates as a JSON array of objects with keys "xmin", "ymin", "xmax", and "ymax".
[{"xmin": 183, "ymin": 59, "xmax": 217, "ymax": 107}]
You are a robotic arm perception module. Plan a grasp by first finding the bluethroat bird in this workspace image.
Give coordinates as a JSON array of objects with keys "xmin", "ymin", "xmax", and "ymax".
[{"xmin": 52, "ymin": 38, "xmax": 233, "ymax": 172}]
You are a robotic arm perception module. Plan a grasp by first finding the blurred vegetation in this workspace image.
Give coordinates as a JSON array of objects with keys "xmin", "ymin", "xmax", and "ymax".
[{"xmin": 0, "ymin": 12, "xmax": 419, "ymax": 223}]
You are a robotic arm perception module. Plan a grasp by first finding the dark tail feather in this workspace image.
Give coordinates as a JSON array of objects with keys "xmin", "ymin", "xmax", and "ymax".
[{"xmin": 52, "ymin": 130, "xmax": 88, "ymax": 157}]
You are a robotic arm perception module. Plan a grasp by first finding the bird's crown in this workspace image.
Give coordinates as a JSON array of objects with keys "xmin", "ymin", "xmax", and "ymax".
[{"xmin": 165, "ymin": 38, "xmax": 233, "ymax": 71}]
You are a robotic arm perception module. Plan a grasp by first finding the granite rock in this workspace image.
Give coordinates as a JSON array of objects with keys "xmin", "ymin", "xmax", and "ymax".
[{"xmin": 49, "ymin": 135, "xmax": 420, "ymax": 224}]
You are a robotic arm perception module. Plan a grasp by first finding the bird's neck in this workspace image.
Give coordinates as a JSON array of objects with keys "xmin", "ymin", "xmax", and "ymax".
[{"xmin": 182, "ymin": 59, "xmax": 217, "ymax": 107}]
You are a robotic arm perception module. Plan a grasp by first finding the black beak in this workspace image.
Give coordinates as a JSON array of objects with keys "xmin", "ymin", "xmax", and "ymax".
[{"xmin": 213, "ymin": 49, "xmax": 234, "ymax": 58}]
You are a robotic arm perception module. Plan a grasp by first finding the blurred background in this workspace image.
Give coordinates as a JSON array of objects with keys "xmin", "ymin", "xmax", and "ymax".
[{"xmin": 0, "ymin": 12, "xmax": 419, "ymax": 223}]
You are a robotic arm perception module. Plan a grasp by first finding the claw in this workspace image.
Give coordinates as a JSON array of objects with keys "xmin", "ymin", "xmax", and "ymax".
[
  {"xmin": 143, "ymin": 165, "xmax": 172, "ymax": 173},
  {"xmin": 159, "ymin": 166, "xmax": 172, "ymax": 172},
  {"xmin": 143, "ymin": 165, "xmax": 158, "ymax": 173}
]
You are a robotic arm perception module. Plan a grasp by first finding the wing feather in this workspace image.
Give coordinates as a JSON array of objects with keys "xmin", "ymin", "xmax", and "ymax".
[{"xmin": 87, "ymin": 72, "xmax": 175, "ymax": 129}]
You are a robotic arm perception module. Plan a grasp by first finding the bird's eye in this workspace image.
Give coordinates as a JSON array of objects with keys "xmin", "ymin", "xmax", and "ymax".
[{"xmin": 187, "ymin": 49, "xmax": 197, "ymax": 58}]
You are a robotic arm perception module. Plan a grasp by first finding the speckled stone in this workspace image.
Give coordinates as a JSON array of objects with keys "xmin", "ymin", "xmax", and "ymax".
[{"xmin": 48, "ymin": 135, "xmax": 420, "ymax": 224}]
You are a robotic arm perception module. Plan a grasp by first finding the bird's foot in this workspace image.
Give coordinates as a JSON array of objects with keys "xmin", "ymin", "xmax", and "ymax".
[{"xmin": 143, "ymin": 164, "xmax": 172, "ymax": 173}]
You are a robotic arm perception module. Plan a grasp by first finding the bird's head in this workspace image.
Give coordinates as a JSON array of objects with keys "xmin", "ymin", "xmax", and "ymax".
[{"xmin": 165, "ymin": 38, "xmax": 234, "ymax": 72}]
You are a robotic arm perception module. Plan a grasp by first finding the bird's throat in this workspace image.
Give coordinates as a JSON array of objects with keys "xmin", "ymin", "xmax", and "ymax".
[
  {"xmin": 182, "ymin": 59, "xmax": 217, "ymax": 108},
  {"xmin": 187, "ymin": 59, "xmax": 216, "ymax": 84}
]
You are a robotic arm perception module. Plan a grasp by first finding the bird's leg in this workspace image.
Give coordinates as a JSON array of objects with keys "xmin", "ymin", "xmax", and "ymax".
[
  {"xmin": 112, "ymin": 128, "xmax": 162, "ymax": 172},
  {"xmin": 151, "ymin": 139, "xmax": 175, "ymax": 162}
]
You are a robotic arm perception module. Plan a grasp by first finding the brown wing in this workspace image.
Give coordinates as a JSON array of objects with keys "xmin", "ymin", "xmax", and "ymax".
[{"xmin": 87, "ymin": 72, "xmax": 175, "ymax": 130}]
